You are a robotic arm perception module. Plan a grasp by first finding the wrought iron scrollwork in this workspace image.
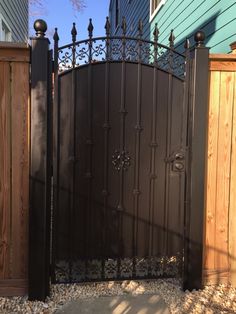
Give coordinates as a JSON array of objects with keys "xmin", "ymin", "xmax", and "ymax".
[
  {"xmin": 54, "ymin": 18, "xmax": 186, "ymax": 78},
  {"xmin": 54, "ymin": 254, "xmax": 182, "ymax": 283}
]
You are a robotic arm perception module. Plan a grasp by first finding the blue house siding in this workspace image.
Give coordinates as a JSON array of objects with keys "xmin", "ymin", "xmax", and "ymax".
[
  {"xmin": 109, "ymin": 0, "xmax": 150, "ymax": 38},
  {"xmin": 150, "ymin": 0, "xmax": 236, "ymax": 53},
  {"xmin": 109, "ymin": 0, "xmax": 236, "ymax": 53},
  {"xmin": 0, "ymin": 0, "xmax": 28, "ymax": 42}
]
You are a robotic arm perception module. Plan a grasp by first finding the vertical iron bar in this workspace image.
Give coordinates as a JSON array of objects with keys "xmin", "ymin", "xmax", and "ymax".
[
  {"xmin": 153, "ymin": 23, "xmax": 159, "ymax": 66},
  {"xmin": 68, "ymin": 22, "xmax": 77, "ymax": 282},
  {"xmin": 163, "ymin": 73, "xmax": 173, "ymax": 257},
  {"xmin": 105, "ymin": 16, "xmax": 111, "ymax": 61},
  {"xmin": 102, "ymin": 55, "xmax": 110, "ymax": 279},
  {"xmin": 117, "ymin": 18, "xmax": 127, "ymax": 276},
  {"xmin": 181, "ymin": 39, "xmax": 191, "ymax": 282},
  {"xmin": 88, "ymin": 18, "xmax": 94, "ymax": 63},
  {"xmin": 71, "ymin": 23, "xmax": 77, "ymax": 68},
  {"xmin": 85, "ymin": 28, "xmax": 94, "ymax": 277},
  {"xmin": 52, "ymin": 27, "xmax": 59, "ymax": 284},
  {"xmin": 69, "ymin": 67, "xmax": 77, "ymax": 282},
  {"xmin": 137, "ymin": 19, "xmax": 143, "ymax": 63},
  {"xmin": 102, "ymin": 16, "xmax": 111, "ymax": 278},
  {"xmin": 48, "ymin": 48, "xmax": 53, "ymax": 281},
  {"xmin": 117, "ymin": 71, "xmax": 126, "ymax": 213},
  {"xmin": 133, "ymin": 23, "xmax": 142, "ymax": 273},
  {"xmin": 121, "ymin": 17, "xmax": 127, "ymax": 61},
  {"xmin": 168, "ymin": 30, "xmax": 175, "ymax": 73},
  {"xmin": 148, "ymin": 66, "xmax": 158, "ymax": 260}
]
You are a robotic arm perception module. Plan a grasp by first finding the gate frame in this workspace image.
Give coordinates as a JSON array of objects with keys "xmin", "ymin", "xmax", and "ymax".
[{"xmin": 28, "ymin": 20, "xmax": 209, "ymax": 300}]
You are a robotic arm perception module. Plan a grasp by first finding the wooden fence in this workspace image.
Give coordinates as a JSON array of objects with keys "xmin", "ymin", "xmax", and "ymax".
[
  {"xmin": 204, "ymin": 48, "xmax": 236, "ymax": 285},
  {"xmin": 1, "ymin": 42, "xmax": 236, "ymax": 296},
  {"xmin": 0, "ymin": 43, "xmax": 30, "ymax": 296}
]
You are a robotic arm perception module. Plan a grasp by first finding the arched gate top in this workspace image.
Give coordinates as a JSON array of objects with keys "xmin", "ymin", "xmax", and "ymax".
[{"xmin": 53, "ymin": 17, "xmax": 189, "ymax": 79}]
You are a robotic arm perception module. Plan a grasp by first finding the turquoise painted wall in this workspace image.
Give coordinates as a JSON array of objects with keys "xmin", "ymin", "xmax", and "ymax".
[
  {"xmin": 150, "ymin": 0, "xmax": 236, "ymax": 53},
  {"xmin": 109, "ymin": 0, "xmax": 236, "ymax": 53},
  {"xmin": 109, "ymin": 0, "xmax": 150, "ymax": 38}
]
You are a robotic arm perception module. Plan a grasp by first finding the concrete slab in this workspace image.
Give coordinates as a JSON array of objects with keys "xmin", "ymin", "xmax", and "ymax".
[{"xmin": 55, "ymin": 294, "xmax": 170, "ymax": 314}]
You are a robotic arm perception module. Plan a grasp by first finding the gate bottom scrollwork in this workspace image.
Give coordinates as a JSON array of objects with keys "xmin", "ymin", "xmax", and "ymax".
[{"xmin": 54, "ymin": 254, "xmax": 182, "ymax": 283}]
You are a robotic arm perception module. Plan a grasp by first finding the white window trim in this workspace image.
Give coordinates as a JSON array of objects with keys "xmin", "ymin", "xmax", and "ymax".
[
  {"xmin": 0, "ymin": 14, "xmax": 12, "ymax": 42},
  {"xmin": 149, "ymin": 0, "xmax": 166, "ymax": 22}
]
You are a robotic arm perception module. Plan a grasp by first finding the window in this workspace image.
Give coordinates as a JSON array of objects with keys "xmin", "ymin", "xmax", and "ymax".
[
  {"xmin": 150, "ymin": 0, "xmax": 166, "ymax": 21},
  {"xmin": 115, "ymin": 0, "xmax": 119, "ymax": 28},
  {"xmin": 0, "ymin": 16, "xmax": 12, "ymax": 42}
]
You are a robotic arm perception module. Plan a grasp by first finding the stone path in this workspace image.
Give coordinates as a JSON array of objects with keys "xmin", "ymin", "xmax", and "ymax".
[{"xmin": 55, "ymin": 294, "xmax": 170, "ymax": 314}]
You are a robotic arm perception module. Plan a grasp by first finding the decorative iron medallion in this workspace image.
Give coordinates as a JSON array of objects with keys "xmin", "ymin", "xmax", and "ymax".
[{"xmin": 112, "ymin": 150, "xmax": 131, "ymax": 171}]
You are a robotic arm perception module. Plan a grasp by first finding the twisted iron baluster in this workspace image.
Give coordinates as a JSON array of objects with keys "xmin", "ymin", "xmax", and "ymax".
[
  {"xmin": 153, "ymin": 23, "xmax": 159, "ymax": 66},
  {"xmin": 88, "ymin": 18, "xmax": 94, "ymax": 63},
  {"xmin": 71, "ymin": 23, "xmax": 77, "ymax": 68},
  {"xmin": 105, "ymin": 16, "xmax": 111, "ymax": 61},
  {"xmin": 168, "ymin": 29, "xmax": 175, "ymax": 73},
  {"xmin": 121, "ymin": 16, "xmax": 127, "ymax": 61}
]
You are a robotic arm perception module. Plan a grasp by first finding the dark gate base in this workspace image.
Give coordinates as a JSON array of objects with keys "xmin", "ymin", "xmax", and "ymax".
[{"xmin": 53, "ymin": 254, "xmax": 182, "ymax": 283}]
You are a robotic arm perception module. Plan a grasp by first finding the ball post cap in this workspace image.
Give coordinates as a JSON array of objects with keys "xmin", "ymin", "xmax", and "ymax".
[
  {"xmin": 194, "ymin": 30, "xmax": 205, "ymax": 46},
  {"xmin": 34, "ymin": 19, "xmax": 48, "ymax": 37}
]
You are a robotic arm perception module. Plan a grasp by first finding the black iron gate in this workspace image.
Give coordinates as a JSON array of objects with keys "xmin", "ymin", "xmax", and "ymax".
[
  {"xmin": 52, "ymin": 18, "xmax": 188, "ymax": 283},
  {"xmin": 28, "ymin": 18, "xmax": 210, "ymax": 300}
]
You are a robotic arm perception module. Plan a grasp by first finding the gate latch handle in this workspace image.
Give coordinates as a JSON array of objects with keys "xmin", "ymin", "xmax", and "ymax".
[{"xmin": 165, "ymin": 150, "xmax": 185, "ymax": 172}]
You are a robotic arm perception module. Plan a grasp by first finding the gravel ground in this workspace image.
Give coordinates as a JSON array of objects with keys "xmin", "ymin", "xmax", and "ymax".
[{"xmin": 1, "ymin": 279, "xmax": 236, "ymax": 313}]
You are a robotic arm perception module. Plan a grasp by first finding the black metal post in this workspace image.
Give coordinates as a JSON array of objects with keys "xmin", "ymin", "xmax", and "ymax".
[
  {"xmin": 29, "ymin": 19, "xmax": 51, "ymax": 301},
  {"xmin": 184, "ymin": 31, "xmax": 209, "ymax": 290}
]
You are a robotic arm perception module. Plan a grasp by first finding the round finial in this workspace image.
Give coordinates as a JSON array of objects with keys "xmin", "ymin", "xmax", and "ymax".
[
  {"xmin": 34, "ymin": 19, "xmax": 47, "ymax": 38},
  {"xmin": 194, "ymin": 30, "xmax": 205, "ymax": 47}
]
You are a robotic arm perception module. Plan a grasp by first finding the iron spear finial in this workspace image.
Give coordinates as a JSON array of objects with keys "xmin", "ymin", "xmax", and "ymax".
[
  {"xmin": 121, "ymin": 16, "xmax": 127, "ymax": 36},
  {"xmin": 138, "ymin": 19, "xmax": 143, "ymax": 38},
  {"xmin": 169, "ymin": 29, "xmax": 175, "ymax": 48},
  {"xmin": 105, "ymin": 16, "xmax": 111, "ymax": 37},
  {"xmin": 71, "ymin": 22, "xmax": 77, "ymax": 43},
  {"xmin": 153, "ymin": 23, "xmax": 159, "ymax": 42},
  {"xmin": 88, "ymin": 18, "xmax": 94, "ymax": 38},
  {"xmin": 184, "ymin": 37, "xmax": 190, "ymax": 50},
  {"xmin": 53, "ymin": 27, "xmax": 59, "ymax": 42}
]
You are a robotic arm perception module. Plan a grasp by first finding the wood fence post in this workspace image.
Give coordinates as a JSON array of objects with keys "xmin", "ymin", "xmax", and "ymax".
[
  {"xmin": 29, "ymin": 19, "xmax": 51, "ymax": 301},
  {"xmin": 184, "ymin": 31, "xmax": 210, "ymax": 290}
]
